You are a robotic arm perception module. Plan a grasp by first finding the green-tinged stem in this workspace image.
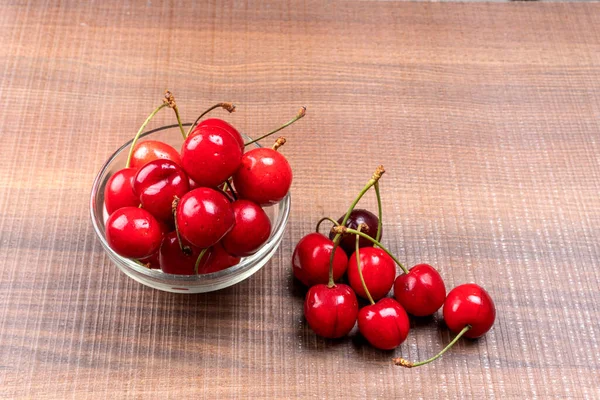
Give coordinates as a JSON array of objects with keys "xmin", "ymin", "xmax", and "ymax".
[
  {"xmin": 224, "ymin": 179, "xmax": 237, "ymax": 200},
  {"xmin": 185, "ymin": 102, "xmax": 236, "ymax": 138},
  {"xmin": 336, "ymin": 227, "xmax": 409, "ymax": 274},
  {"xmin": 374, "ymin": 182, "xmax": 383, "ymax": 242},
  {"xmin": 194, "ymin": 248, "xmax": 209, "ymax": 275},
  {"xmin": 125, "ymin": 103, "xmax": 169, "ymax": 168},
  {"xmin": 244, "ymin": 106, "xmax": 306, "ymax": 146},
  {"xmin": 172, "ymin": 197, "xmax": 190, "ymax": 255},
  {"xmin": 393, "ymin": 325, "xmax": 471, "ymax": 368},
  {"xmin": 173, "ymin": 106, "xmax": 186, "ymax": 139},
  {"xmin": 315, "ymin": 217, "xmax": 340, "ymax": 234},
  {"xmin": 355, "ymin": 229, "xmax": 375, "ymax": 305}
]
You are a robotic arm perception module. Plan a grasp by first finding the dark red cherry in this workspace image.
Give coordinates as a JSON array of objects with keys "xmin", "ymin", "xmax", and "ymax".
[
  {"xmin": 232, "ymin": 148, "xmax": 292, "ymax": 206},
  {"xmin": 292, "ymin": 233, "xmax": 348, "ymax": 287},
  {"xmin": 133, "ymin": 159, "xmax": 190, "ymax": 222},
  {"xmin": 358, "ymin": 298, "xmax": 410, "ymax": 350},
  {"xmin": 304, "ymin": 284, "xmax": 358, "ymax": 339},
  {"xmin": 181, "ymin": 125, "xmax": 242, "ymax": 188},
  {"xmin": 221, "ymin": 200, "xmax": 271, "ymax": 257},
  {"xmin": 159, "ymin": 231, "xmax": 210, "ymax": 275},
  {"xmin": 198, "ymin": 242, "xmax": 241, "ymax": 274},
  {"xmin": 129, "ymin": 140, "xmax": 182, "ymax": 169},
  {"xmin": 444, "ymin": 283, "xmax": 496, "ymax": 339},
  {"xmin": 105, "ymin": 168, "xmax": 139, "ymax": 214},
  {"xmin": 188, "ymin": 178, "xmax": 200, "ymax": 190},
  {"xmin": 194, "ymin": 118, "xmax": 244, "ymax": 152},
  {"xmin": 175, "ymin": 188, "xmax": 235, "ymax": 248},
  {"xmin": 106, "ymin": 207, "xmax": 163, "ymax": 259},
  {"xmin": 329, "ymin": 209, "xmax": 380, "ymax": 255},
  {"xmin": 394, "ymin": 264, "xmax": 446, "ymax": 316},
  {"xmin": 347, "ymin": 247, "xmax": 395, "ymax": 301},
  {"xmin": 139, "ymin": 251, "xmax": 160, "ymax": 269}
]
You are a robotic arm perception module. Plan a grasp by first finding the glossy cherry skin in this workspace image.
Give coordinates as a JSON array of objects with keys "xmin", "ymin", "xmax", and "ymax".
[
  {"xmin": 347, "ymin": 247, "xmax": 396, "ymax": 301},
  {"xmin": 159, "ymin": 231, "xmax": 210, "ymax": 275},
  {"xmin": 443, "ymin": 283, "xmax": 496, "ymax": 339},
  {"xmin": 106, "ymin": 207, "xmax": 163, "ymax": 259},
  {"xmin": 329, "ymin": 209, "xmax": 380, "ymax": 255},
  {"xmin": 130, "ymin": 140, "xmax": 182, "ymax": 169},
  {"xmin": 193, "ymin": 118, "xmax": 244, "ymax": 152},
  {"xmin": 140, "ymin": 251, "xmax": 160, "ymax": 269},
  {"xmin": 358, "ymin": 298, "xmax": 410, "ymax": 350},
  {"xmin": 304, "ymin": 284, "xmax": 358, "ymax": 339},
  {"xmin": 181, "ymin": 125, "xmax": 242, "ymax": 188},
  {"xmin": 105, "ymin": 168, "xmax": 139, "ymax": 214},
  {"xmin": 292, "ymin": 233, "xmax": 348, "ymax": 287},
  {"xmin": 175, "ymin": 188, "xmax": 235, "ymax": 248},
  {"xmin": 221, "ymin": 200, "xmax": 271, "ymax": 257},
  {"xmin": 133, "ymin": 159, "xmax": 190, "ymax": 222},
  {"xmin": 232, "ymin": 148, "xmax": 292, "ymax": 206},
  {"xmin": 198, "ymin": 242, "xmax": 241, "ymax": 274},
  {"xmin": 394, "ymin": 264, "xmax": 446, "ymax": 316}
]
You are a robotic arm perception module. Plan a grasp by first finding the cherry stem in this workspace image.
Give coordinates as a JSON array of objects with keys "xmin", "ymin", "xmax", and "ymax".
[
  {"xmin": 171, "ymin": 197, "xmax": 191, "ymax": 255},
  {"xmin": 355, "ymin": 225, "xmax": 375, "ymax": 305},
  {"xmin": 327, "ymin": 166, "xmax": 386, "ymax": 288},
  {"xmin": 272, "ymin": 136, "xmax": 286, "ymax": 151},
  {"xmin": 332, "ymin": 226, "xmax": 409, "ymax": 275},
  {"xmin": 244, "ymin": 106, "xmax": 306, "ymax": 146},
  {"xmin": 374, "ymin": 182, "xmax": 383, "ymax": 242},
  {"xmin": 315, "ymin": 217, "xmax": 340, "ymax": 234},
  {"xmin": 224, "ymin": 179, "xmax": 237, "ymax": 200},
  {"xmin": 125, "ymin": 102, "xmax": 169, "ymax": 168},
  {"xmin": 194, "ymin": 248, "xmax": 209, "ymax": 275},
  {"xmin": 393, "ymin": 325, "xmax": 472, "ymax": 368},
  {"xmin": 185, "ymin": 102, "xmax": 236, "ymax": 138},
  {"xmin": 163, "ymin": 90, "xmax": 186, "ymax": 140}
]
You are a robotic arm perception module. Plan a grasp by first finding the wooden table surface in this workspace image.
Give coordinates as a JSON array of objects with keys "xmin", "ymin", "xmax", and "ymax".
[{"xmin": 2, "ymin": 1, "xmax": 600, "ymax": 398}]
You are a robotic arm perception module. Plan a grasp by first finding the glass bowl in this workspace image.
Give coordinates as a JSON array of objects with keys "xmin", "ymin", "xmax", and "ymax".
[{"xmin": 90, "ymin": 123, "xmax": 290, "ymax": 293}]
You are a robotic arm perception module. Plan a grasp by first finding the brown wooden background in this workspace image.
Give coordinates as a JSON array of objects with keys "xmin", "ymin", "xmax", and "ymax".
[{"xmin": 1, "ymin": 1, "xmax": 600, "ymax": 398}]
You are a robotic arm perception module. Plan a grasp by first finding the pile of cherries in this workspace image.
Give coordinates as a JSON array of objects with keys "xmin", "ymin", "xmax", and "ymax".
[
  {"xmin": 292, "ymin": 166, "xmax": 496, "ymax": 367},
  {"xmin": 104, "ymin": 91, "xmax": 305, "ymax": 275}
]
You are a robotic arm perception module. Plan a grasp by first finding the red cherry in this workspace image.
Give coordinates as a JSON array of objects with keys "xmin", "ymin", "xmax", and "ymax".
[
  {"xmin": 304, "ymin": 284, "xmax": 358, "ymax": 339},
  {"xmin": 140, "ymin": 251, "xmax": 160, "ymax": 269},
  {"xmin": 129, "ymin": 140, "xmax": 182, "ymax": 169},
  {"xmin": 198, "ymin": 242, "xmax": 241, "ymax": 274},
  {"xmin": 232, "ymin": 148, "xmax": 292, "ymax": 206},
  {"xmin": 358, "ymin": 298, "xmax": 410, "ymax": 350},
  {"xmin": 394, "ymin": 264, "xmax": 446, "ymax": 316},
  {"xmin": 105, "ymin": 168, "xmax": 139, "ymax": 214},
  {"xmin": 194, "ymin": 118, "xmax": 244, "ymax": 152},
  {"xmin": 329, "ymin": 209, "xmax": 381, "ymax": 255},
  {"xmin": 181, "ymin": 126, "xmax": 242, "ymax": 188},
  {"xmin": 159, "ymin": 231, "xmax": 210, "ymax": 275},
  {"xmin": 106, "ymin": 207, "xmax": 163, "ymax": 259},
  {"xmin": 347, "ymin": 247, "xmax": 395, "ymax": 301},
  {"xmin": 444, "ymin": 283, "xmax": 496, "ymax": 339},
  {"xmin": 221, "ymin": 200, "xmax": 271, "ymax": 257},
  {"xmin": 175, "ymin": 188, "xmax": 235, "ymax": 248},
  {"xmin": 189, "ymin": 178, "xmax": 199, "ymax": 190},
  {"xmin": 292, "ymin": 233, "xmax": 348, "ymax": 287},
  {"xmin": 133, "ymin": 159, "xmax": 190, "ymax": 222}
]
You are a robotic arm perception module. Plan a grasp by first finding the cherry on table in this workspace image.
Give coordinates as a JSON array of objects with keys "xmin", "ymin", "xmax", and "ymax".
[
  {"xmin": 394, "ymin": 263, "xmax": 446, "ymax": 316},
  {"xmin": 175, "ymin": 188, "xmax": 235, "ymax": 248},
  {"xmin": 358, "ymin": 298, "xmax": 410, "ymax": 350},
  {"xmin": 221, "ymin": 200, "xmax": 271, "ymax": 257},
  {"xmin": 129, "ymin": 140, "xmax": 182, "ymax": 170},
  {"xmin": 106, "ymin": 207, "xmax": 163, "ymax": 259},
  {"xmin": 347, "ymin": 247, "xmax": 396, "ymax": 301},
  {"xmin": 329, "ymin": 209, "xmax": 380, "ymax": 255},
  {"xmin": 105, "ymin": 168, "xmax": 139, "ymax": 214},
  {"xmin": 193, "ymin": 118, "xmax": 244, "ymax": 152},
  {"xmin": 133, "ymin": 159, "xmax": 190, "ymax": 222},
  {"xmin": 292, "ymin": 233, "xmax": 348, "ymax": 287},
  {"xmin": 304, "ymin": 284, "xmax": 358, "ymax": 339}
]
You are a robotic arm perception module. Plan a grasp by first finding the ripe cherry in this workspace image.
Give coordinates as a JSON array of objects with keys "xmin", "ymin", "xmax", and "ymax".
[
  {"xmin": 329, "ymin": 209, "xmax": 380, "ymax": 255},
  {"xmin": 133, "ymin": 159, "xmax": 190, "ymax": 222},
  {"xmin": 159, "ymin": 231, "xmax": 210, "ymax": 275},
  {"xmin": 198, "ymin": 242, "xmax": 241, "ymax": 274},
  {"xmin": 304, "ymin": 284, "xmax": 358, "ymax": 339},
  {"xmin": 106, "ymin": 207, "xmax": 163, "ymax": 259},
  {"xmin": 193, "ymin": 118, "xmax": 244, "ymax": 152},
  {"xmin": 129, "ymin": 140, "xmax": 182, "ymax": 170},
  {"xmin": 232, "ymin": 138, "xmax": 292, "ymax": 206},
  {"xmin": 105, "ymin": 168, "xmax": 139, "ymax": 214},
  {"xmin": 394, "ymin": 264, "xmax": 446, "ymax": 316},
  {"xmin": 175, "ymin": 188, "xmax": 235, "ymax": 248},
  {"xmin": 181, "ymin": 125, "xmax": 242, "ymax": 188},
  {"xmin": 221, "ymin": 200, "xmax": 271, "ymax": 257},
  {"xmin": 358, "ymin": 298, "xmax": 410, "ymax": 350},
  {"xmin": 139, "ymin": 251, "xmax": 160, "ymax": 269},
  {"xmin": 292, "ymin": 233, "xmax": 348, "ymax": 287},
  {"xmin": 347, "ymin": 247, "xmax": 396, "ymax": 301}
]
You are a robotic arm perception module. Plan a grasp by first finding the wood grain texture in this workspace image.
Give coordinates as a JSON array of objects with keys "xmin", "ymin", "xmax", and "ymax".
[{"xmin": 1, "ymin": 1, "xmax": 600, "ymax": 398}]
